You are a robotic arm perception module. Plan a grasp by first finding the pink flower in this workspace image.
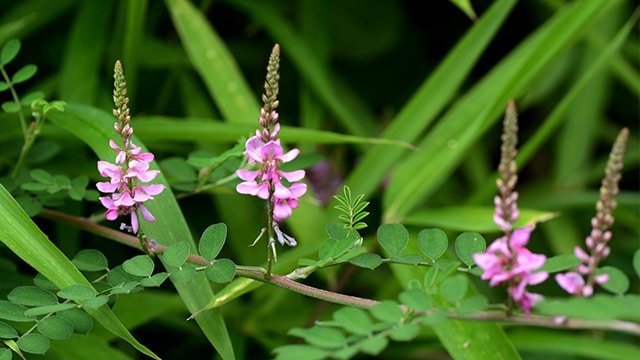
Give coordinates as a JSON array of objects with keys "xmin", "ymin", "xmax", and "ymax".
[
  {"xmin": 235, "ymin": 136, "xmax": 306, "ymax": 223},
  {"xmin": 474, "ymin": 225, "xmax": 548, "ymax": 315},
  {"xmin": 97, "ymin": 140, "xmax": 164, "ymax": 234}
]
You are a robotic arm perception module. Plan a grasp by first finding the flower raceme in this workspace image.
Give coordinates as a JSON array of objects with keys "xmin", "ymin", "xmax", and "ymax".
[
  {"xmin": 236, "ymin": 132, "xmax": 307, "ymax": 223},
  {"xmin": 474, "ymin": 225, "xmax": 548, "ymax": 315},
  {"xmin": 97, "ymin": 140, "xmax": 165, "ymax": 234},
  {"xmin": 96, "ymin": 60, "xmax": 165, "ymax": 235}
]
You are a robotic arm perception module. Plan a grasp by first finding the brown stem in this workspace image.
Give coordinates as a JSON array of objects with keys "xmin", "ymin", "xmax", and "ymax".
[{"xmin": 39, "ymin": 207, "xmax": 640, "ymax": 335}]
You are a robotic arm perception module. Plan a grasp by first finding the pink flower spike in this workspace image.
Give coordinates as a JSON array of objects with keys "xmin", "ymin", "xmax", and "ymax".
[
  {"xmin": 594, "ymin": 273, "xmax": 609, "ymax": 284},
  {"xmin": 510, "ymin": 225, "xmax": 534, "ymax": 247},
  {"xmin": 555, "ymin": 272, "xmax": 584, "ymax": 295},
  {"xmin": 574, "ymin": 246, "xmax": 589, "ymax": 262},
  {"xmin": 280, "ymin": 169, "xmax": 305, "ymax": 182},
  {"xmin": 138, "ymin": 203, "xmax": 156, "ymax": 222}
]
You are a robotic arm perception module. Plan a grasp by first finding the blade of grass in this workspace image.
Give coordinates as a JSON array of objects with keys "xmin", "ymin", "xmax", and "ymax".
[
  {"xmin": 468, "ymin": 7, "xmax": 638, "ymax": 205},
  {"xmin": 164, "ymin": 0, "xmax": 259, "ymax": 124},
  {"xmin": 0, "ymin": 184, "xmax": 160, "ymax": 359},
  {"xmin": 48, "ymin": 104, "xmax": 236, "ymax": 360},
  {"xmin": 554, "ymin": 2, "xmax": 625, "ymax": 186},
  {"xmin": 228, "ymin": 0, "xmax": 378, "ymax": 137},
  {"xmin": 119, "ymin": 0, "xmax": 149, "ymax": 98},
  {"xmin": 59, "ymin": 0, "xmax": 110, "ymax": 104},
  {"xmin": 132, "ymin": 116, "xmax": 414, "ymax": 147},
  {"xmin": 383, "ymin": 0, "xmax": 618, "ymax": 222},
  {"xmin": 344, "ymin": 0, "xmax": 516, "ymax": 200}
]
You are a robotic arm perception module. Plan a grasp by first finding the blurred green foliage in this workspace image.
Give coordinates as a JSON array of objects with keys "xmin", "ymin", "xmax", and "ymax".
[{"xmin": 0, "ymin": 0, "xmax": 638, "ymax": 359}]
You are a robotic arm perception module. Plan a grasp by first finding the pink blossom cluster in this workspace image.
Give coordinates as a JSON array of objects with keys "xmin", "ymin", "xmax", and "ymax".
[
  {"xmin": 236, "ymin": 124, "xmax": 307, "ymax": 224},
  {"xmin": 97, "ymin": 136, "xmax": 165, "ymax": 234},
  {"xmin": 474, "ymin": 226, "xmax": 549, "ymax": 315},
  {"xmin": 555, "ymin": 241, "xmax": 609, "ymax": 297}
]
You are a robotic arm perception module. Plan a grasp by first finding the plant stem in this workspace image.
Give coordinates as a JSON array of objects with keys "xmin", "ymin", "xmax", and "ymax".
[{"xmin": 39, "ymin": 207, "xmax": 640, "ymax": 335}]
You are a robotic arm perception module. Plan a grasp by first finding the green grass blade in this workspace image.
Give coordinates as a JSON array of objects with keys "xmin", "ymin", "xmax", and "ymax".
[
  {"xmin": 48, "ymin": 104, "xmax": 236, "ymax": 360},
  {"xmin": 164, "ymin": 0, "xmax": 259, "ymax": 124},
  {"xmin": 59, "ymin": 0, "xmax": 110, "ymax": 104},
  {"xmin": 120, "ymin": 0, "xmax": 148, "ymax": 98},
  {"xmin": 344, "ymin": 0, "xmax": 516, "ymax": 199},
  {"xmin": 229, "ymin": 0, "xmax": 378, "ymax": 137},
  {"xmin": 509, "ymin": 329, "xmax": 640, "ymax": 360},
  {"xmin": 132, "ymin": 116, "xmax": 414, "ymax": 147},
  {"xmin": 383, "ymin": 0, "xmax": 618, "ymax": 222},
  {"xmin": 0, "ymin": 184, "xmax": 160, "ymax": 359},
  {"xmin": 468, "ymin": 7, "xmax": 637, "ymax": 205}
]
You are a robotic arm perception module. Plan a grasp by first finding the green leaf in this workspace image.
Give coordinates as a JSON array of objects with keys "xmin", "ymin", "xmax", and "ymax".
[
  {"xmin": 169, "ymin": 266, "xmax": 196, "ymax": 283},
  {"xmin": 11, "ymin": 64, "xmax": 37, "ymax": 84},
  {"xmin": 329, "ymin": 235, "xmax": 361, "ymax": 259},
  {"xmin": 538, "ymin": 254, "xmax": 581, "ymax": 273},
  {"xmin": 82, "ymin": 295, "xmax": 110, "ymax": 309},
  {"xmin": 204, "ymin": 259, "xmax": 236, "ymax": 283},
  {"xmin": 8, "ymin": 286, "xmax": 57, "ymax": 306},
  {"xmin": 0, "ymin": 183, "xmax": 160, "ymax": 358},
  {"xmin": 390, "ymin": 323, "xmax": 420, "ymax": 342},
  {"xmin": 369, "ymin": 300, "xmax": 402, "ymax": 323},
  {"xmin": 58, "ymin": 308, "xmax": 93, "ymax": 334},
  {"xmin": 390, "ymin": 253, "xmax": 424, "ymax": 265},
  {"xmin": 326, "ymin": 223, "xmax": 350, "ymax": 240},
  {"xmin": 30, "ymin": 169, "xmax": 54, "ymax": 184},
  {"xmin": 0, "ymin": 300, "xmax": 34, "ymax": 322},
  {"xmin": 0, "ymin": 321, "xmax": 18, "ymax": 339},
  {"xmin": 333, "ymin": 307, "xmax": 373, "ymax": 335},
  {"xmin": 359, "ymin": 336, "xmax": 388, "ymax": 356},
  {"xmin": 0, "ymin": 349, "xmax": 10, "ymax": 360},
  {"xmin": 20, "ymin": 91, "xmax": 44, "ymax": 105},
  {"xmin": 24, "ymin": 303, "xmax": 77, "ymax": 317},
  {"xmin": 69, "ymin": 176, "xmax": 89, "ymax": 201},
  {"xmin": 122, "ymin": 255, "xmax": 155, "ymax": 277},
  {"xmin": 37, "ymin": 316, "xmax": 74, "ymax": 340},
  {"xmin": 107, "ymin": 265, "xmax": 143, "ymax": 286},
  {"xmin": 288, "ymin": 327, "xmax": 345, "ymax": 349},
  {"xmin": 633, "ymin": 249, "xmax": 640, "ymax": 279},
  {"xmin": 273, "ymin": 345, "xmax": 329, "ymax": 360},
  {"xmin": 0, "ymin": 82, "xmax": 8, "ymax": 92},
  {"xmin": 109, "ymin": 281, "xmax": 140, "ymax": 295},
  {"xmin": 455, "ymin": 295, "xmax": 488, "ymax": 315},
  {"xmin": 72, "ymin": 249, "xmax": 109, "ymax": 272},
  {"xmin": 377, "ymin": 223, "xmax": 408, "ymax": 256},
  {"xmin": 422, "ymin": 308, "xmax": 448, "ymax": 325},
  {"xmin": 440, "ymin": 274, "xmax": 468, "ymax": 304},
  {"xmin": 57, "ymin": 284, "xmax": 96, "ymax": 301},
  {"xmin": 318, "ymin": 238, "xmax": 338, "ymax": 261},
  {"xmin": 399, "ymin": 288, "xmax": 432, "ymax": 311},
  {"xmin": 17, "ymin": 333, "xmax": 50, "ymax": 355},
  {"xmin": 199, "ymin": 223, "xmax": 227, "ymax": 261},
  {"xmin": 598, "ymin": 266, "xmax": 629, "ymax": 295},
  {"xmin": 349, "ymin": 253, "xmax": 382, "ymax": 270},
  {"xmin": 0, "ymin": 39, "xmax": 20, "ymax": 65},
  {"xmin": 455, "ymin": 232, "xmax": 486, "ymax": 267},
  {"xmin": 140, "ymin": 272, "xmax": 170, "ymax": 287},
  {"xmin": 162, "ymin": 241, "xmax": 191, "ymax": 267},
  {"xmin": 418, "ymin": 228, "xmax": 448, "ymax": 261},
  {"xmin": 2, "ymin": 101, "xmax": 20, "ymax": 113},
  {"xmin": 424, "ymin": 267, "xmax": 438, "ymax": 289}
]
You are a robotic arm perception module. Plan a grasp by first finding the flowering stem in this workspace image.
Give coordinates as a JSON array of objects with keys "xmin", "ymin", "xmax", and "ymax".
[{"xmin": 39, "ymin": 207, "xmax": 640, "ymax": 335}]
